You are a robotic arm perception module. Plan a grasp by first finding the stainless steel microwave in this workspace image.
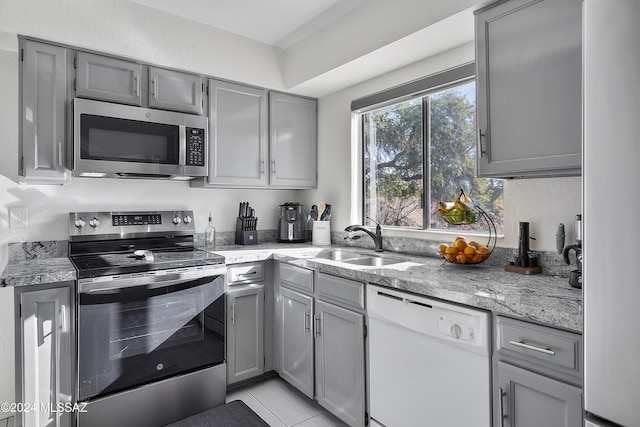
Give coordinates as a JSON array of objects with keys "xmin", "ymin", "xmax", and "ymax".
[{"xmin": 71, "ymin": 98, "xmax": 207, "ymax": 180}]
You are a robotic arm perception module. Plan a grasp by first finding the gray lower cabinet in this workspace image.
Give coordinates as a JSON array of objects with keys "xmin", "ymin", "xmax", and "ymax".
[
  {"xmin": 227, "ymin": 284, "xmax": 264, "ymax": 384},
  {"xmin": 474, "ymin": 0, "xmax": 582, "ymax": 178},
  {"xmin": 279, "ymin": 286, "xmax": 315, "ymax": 398},
  {"xmin": 19, "ymin": 38, "xmax": 71, "ymax": 184},
  {"xmin": 269, "ymin": 92, "xmax": 317, "ymax": 188},
  {"xmin": 496, "ymin": 361, "xmax": 582, "ymax": 427},
  {"xmin": 314, "ymin": 300, "xmax": 365, "ymax": 427},
  {"xmin": 493, "ymin": 316, "xmax": 583, "ymax": 427},
  {"xmin": 204, "ymin": 79, "xmax": 268, "ymax": 187},
  {"xmin": 148, "ymin": 66, "xmax": 203, "ymax": 115},
  {"xmin": 75, "ymin": 52, "xmax": 142, "ymax": 106},
  {"xmin": 16, "ymin": 282, "xmax": 74, "ymax": 427}
]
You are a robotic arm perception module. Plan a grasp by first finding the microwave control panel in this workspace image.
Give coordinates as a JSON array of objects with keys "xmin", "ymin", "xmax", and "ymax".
[{"xmin": 186, "ymin": 127, "xmax": 205, "ymax": 166}]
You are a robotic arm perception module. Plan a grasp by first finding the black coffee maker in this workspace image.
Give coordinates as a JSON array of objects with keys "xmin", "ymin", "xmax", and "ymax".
[{"xmin": 562, "ymin": 214, "xmax": 582, "ymax": 288}]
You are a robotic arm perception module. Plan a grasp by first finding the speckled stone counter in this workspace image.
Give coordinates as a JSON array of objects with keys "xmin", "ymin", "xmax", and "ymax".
[
  {"xmin": 211, "ymin": 243, "xmax": 583, "ymax": 333},
  {"xmin": 1, "ymin": 241, "xmax": 582, "ymax": 332},
  {"xmin": 1, "ymin": 257, "xmax": 77, "ymax": 287}
]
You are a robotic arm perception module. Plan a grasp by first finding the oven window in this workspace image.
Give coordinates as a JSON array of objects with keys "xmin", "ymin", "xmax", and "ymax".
[
  {"xmin": 77, "ymin": 275, "xmax": 225, "ymax": 401},
  {"xmin": 80, "ymin": 114, "xmax": 179, "ymax": 164}
]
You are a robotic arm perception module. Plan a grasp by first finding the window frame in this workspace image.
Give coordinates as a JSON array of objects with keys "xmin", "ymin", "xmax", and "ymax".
[{"xmin": 354, "ymin": 63, "xmax": 499, "ymax": 234}]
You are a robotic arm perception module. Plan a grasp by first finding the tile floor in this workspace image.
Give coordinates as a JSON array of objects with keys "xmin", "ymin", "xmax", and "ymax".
[{"xmin": 226, "ymin": 376, "xmax": 348, "ymax": 427}]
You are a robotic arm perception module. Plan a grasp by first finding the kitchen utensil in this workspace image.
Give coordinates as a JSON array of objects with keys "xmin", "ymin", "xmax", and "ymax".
[
  {"xmin": 317, "ymin": 202, "xmax": 326, "ymax": 219},
  {"xmin": 310, "ymin": 205, "xmax": 318, "ymax": 220},
  {"xmin": 320, "ymin": 204, "xmax": 331, "ymax": 221}
]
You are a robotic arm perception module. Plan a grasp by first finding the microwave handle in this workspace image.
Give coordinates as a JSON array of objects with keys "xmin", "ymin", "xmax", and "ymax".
[{"xmin": 179, "ymin": 125, "xmax": 187, "ymax": 166}]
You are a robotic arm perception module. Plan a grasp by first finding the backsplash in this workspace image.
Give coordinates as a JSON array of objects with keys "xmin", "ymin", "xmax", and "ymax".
[{"xmin": 8, "ymin": 231, "xmax": 572, "ymax": 277}]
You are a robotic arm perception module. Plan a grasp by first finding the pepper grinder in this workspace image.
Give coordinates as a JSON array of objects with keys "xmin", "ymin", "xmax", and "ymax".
[{"xmin": 516, "ymin": 222, "xmax": 531, "ymax": 267}]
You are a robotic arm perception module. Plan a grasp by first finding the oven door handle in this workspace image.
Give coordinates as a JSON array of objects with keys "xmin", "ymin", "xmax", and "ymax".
[{"xmin": 79, "ymin": 266, "xmax": 226, "ymax": 293}]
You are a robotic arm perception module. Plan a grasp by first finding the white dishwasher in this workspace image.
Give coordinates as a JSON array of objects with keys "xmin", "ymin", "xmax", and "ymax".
[{"xmin": 367, "ymin": 285, "xmax": 491, "ymax": 427}]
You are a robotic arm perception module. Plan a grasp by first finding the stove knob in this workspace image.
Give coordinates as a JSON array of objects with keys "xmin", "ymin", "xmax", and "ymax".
[
  {"xmin": 173, "ymin": 216, "xmax": 182, "ymax": 225},
  {"xmin": 183, "ymin": 215, "xmax": 192, "ymax": 224},
  {"xmin": 89, "ymin": 217, "xmax": 101, "ymax": 228},
  {"xmin": 75, "ymin": 218, "xmax": 86, "ymax": 229},
  {"xmin": 450, "ymin": 323, "xmax": 463, "ymax": 339}
]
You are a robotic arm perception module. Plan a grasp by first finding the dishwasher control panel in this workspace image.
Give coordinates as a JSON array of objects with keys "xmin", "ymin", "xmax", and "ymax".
[{"xmin": 438, "ymin": 314, "xmax": 477, "ymax": 342}]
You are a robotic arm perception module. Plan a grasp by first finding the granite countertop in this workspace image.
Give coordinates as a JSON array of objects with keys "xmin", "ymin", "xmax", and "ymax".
[
  {"xmin": 0, "ymin": 242, "xmax": 582, "ymax": 332},
  {"xmin": 212, "ymin": 243, "xmax": 582, "ymax": 333},
  {"xmin": 1, "ymin": 257, "xmax": 77, "ymax": 287}
]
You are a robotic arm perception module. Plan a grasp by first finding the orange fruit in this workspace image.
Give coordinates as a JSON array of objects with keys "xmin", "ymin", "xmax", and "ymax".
[
  {"xmin": 456, "ymin": 253, "xmax": 468, "ymax": 264},
  {"xmin": 475, "ymin": 246, "xmax": 490, "ymax": 262},
  {"xmin": 453, "ymin": 236, "xmax": 466, "ymax": 243},
  {"xmin": 468, "ymin": 241, "xmax": 481, "ymax": 249},
  {"xmin": 453, "ymin": 238, "xmax": 467, "ymax": 252},
  {"xmin": 464, "ymin": 246, "xmax": 477, "ymax": 256},
  {"xmin": 444, "ymin": 245, "xmax": 458, "ymax": 262},
  {"xmin": 437, "ymin": 243, "xmax": 448, "ymax": 254}
]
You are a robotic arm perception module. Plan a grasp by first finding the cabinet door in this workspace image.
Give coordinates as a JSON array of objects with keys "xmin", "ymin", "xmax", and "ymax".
[
  {"xmin": 207, "ymin": 79, "xmax": 268, "ymax": 187},
  {"xmin": 76, "ymin": 52, "xmax": 142, "ymax": 105},
  {"xmin": 279, "ymin": 287, "xmax": 314, "ymax": 398},
  {"xmin": 269, "ymin": 92, "xmax": 317, "ymax": 188},
  {"xmin": 227, "ymin": 285, "xmax": 264, "ymax": 384},
  {"xmin": 19, "ymin": 285, "xmax": 73, "ymax": 427},
  {"xmin": 148, "ymin": 66, "xmax": 203, "ymax": 115},
  {"xmin": 315, "ymin": 300, "xmax": 365, "ymax": 427},
  {"xmin": 19, "ymin": 39, "xmax": 70, "ymax": 184},
  {"xmin": 475, "ymin": 0, "xmax": 582, "ymax": 178},
  {"xmin": 496, "ymin": 361, "xmax": 582, "ymax": 427}
]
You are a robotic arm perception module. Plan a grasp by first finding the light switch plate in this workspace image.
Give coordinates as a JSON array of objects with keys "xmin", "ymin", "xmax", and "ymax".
[{"xmin": 9, "ymin": 206, "xmax": 28, "ymax": 228}]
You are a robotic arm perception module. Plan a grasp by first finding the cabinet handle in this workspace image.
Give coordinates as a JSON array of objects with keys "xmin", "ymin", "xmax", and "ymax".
[
  {"xmin": 231, "ymin": 303, "xmax": 235, "ymax": 325},
  {"xmin": 134, "ymin": 75, "xmax": 140, "ymax": 96},
  {"xmin": 260, "ymin": 159, "xmax": 265, "ymax": 175},
  {"xmin": 508, "ymin": 340, "xmax": 555, "ymax": 355},
  {"xmin": 152, "ymin": 77, "xmax": 157, "ymax": 99},
  {"xmin": 238, "ymin": 271, "xmax": 258, "ymax": 277},
  {"xmin": 58, "ymin": 142, "xmax": 63, "ymax": 167},
  {"xmin": 478, "ymin": 128, "xmax": 486, "ymax": 157},
  {"xmin": 314, "ymin": 315, "xmax": 321, "ymax": 338},
  {"xmin": 304, "ymin": 311, "xmax": 311, "ymax": 333},
  {"xmin": 271, "ymin": 159, "xmax": 276, "ymax": 175},
  {"xmin": 498, "ymin": 387, "xmax": 506, "ymax": 427},
  {"xmin": 60, "ymin": 304, "xmax": 67, "ymax": 334}
]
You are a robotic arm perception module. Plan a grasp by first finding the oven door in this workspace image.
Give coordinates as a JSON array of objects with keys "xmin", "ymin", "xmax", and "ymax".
[
  {"xmin": 72, "ymin": 98, "xmax": 207, "ymax": 179},
  {"xmin": 77, "ymin": 267, "xmax": 225, "ymax": 402}
]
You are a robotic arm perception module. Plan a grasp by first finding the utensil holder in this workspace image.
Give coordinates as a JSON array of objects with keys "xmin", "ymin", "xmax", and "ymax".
[
  {"xmin": 235, "ymin": 218, "xmax": 258, "ymax": 245},
  {"xmin": 312, "ymin": 221, "xmax": 331, "ymax": 246}
]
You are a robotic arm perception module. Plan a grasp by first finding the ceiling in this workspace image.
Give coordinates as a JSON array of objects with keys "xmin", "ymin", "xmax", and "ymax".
[{"xmin": 129, "ymin": 0, "xmax": 365, "ymax": 49}]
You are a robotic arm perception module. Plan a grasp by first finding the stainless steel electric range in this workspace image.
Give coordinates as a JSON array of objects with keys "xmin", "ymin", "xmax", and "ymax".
[{"xmin": 68, "ymin": 210, "xmax": 226, "ymax": 427}]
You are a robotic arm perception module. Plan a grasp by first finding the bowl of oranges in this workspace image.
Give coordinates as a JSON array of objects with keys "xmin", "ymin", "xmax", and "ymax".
[{"xmin": 437, "ymin": 236, "xmax": 492, "ymax": 265}]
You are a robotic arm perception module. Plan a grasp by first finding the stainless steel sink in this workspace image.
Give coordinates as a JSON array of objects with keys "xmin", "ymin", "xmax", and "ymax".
[
  {"xmin": 341, "ymin": 256, "xmax": 404, "ymax": 267},
  {"xmin": 313, "ymin": 249, "xmax": 363, "ymax": 261}
]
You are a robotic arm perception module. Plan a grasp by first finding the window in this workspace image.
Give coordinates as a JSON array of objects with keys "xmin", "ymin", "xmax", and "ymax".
[{"xmin": 357, "ymin": 65, "xmax": 503, "ymax": 233}]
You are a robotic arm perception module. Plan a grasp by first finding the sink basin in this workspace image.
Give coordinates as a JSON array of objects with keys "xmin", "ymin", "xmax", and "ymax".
[
  {"xmin": 341, "ymin": 256, "xmax": 404, "ymax": 267},
  {"xmin": 313, "ymin": 250, "xmax": 363, "ymax": 261}
]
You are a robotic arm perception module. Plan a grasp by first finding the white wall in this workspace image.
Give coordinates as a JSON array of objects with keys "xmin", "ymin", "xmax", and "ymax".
[{"xmin": 309, "ymin": 41, "xmax": 581, "ymax": 252}]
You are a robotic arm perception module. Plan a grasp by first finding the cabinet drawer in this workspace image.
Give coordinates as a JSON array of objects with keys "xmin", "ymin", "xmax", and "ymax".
[
  {"xmin": 279, "ymin": 263, "xmax": 314, "ymax": 294},
  {"xmin": 227, "ymin": 262, "xmax": 264, "ymax": 284},
  {"xmin": 496, "ymin": 316, "xmax": 582, "ymax": 375},
  {"xmin": 317, "ymin": 272, "xmax": 364, "ymax": 310}
]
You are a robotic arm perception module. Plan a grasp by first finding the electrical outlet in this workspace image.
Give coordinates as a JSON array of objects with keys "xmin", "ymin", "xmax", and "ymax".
[{"xmin": 9, "ymin": 206, "xmax": 28, "ymax": 228}]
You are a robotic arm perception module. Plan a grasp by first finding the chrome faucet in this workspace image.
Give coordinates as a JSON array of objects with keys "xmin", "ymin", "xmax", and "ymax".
[{"xmin": 344, "ymin": 217, "xmax": 383, "ymax": 252}]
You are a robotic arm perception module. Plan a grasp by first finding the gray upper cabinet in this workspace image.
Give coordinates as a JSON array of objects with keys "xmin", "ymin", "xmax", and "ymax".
[
  {"xmin": 75, "ymin": 52, "xmax": 142, "ymax": 106},
  {"xmin": 206, "ymin": 79, "xmax": 268, "ymax": 187},
  {"xmin": 475, "ymin": 0, "xmax": 582, "ymax": 178},
  {"xmin": 19, "ymin": 39, "xmax": 71, "ymax": 184},
  {"xmin": 16, "ymin": 283, "xmax": 74, "ymax": 427},
  {"xmin": 269, "ymin": 92, "xmax": 317, "ymax": 188},
  {"xmin": 148, "ymin": 66, "xmax": 203, "ymax": 115}
]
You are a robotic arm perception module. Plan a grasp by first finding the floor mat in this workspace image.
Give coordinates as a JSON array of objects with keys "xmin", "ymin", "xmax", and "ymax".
[{"xmin": 163, "ymin": 400, "xmax": 270, "ymax": 427}]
